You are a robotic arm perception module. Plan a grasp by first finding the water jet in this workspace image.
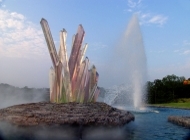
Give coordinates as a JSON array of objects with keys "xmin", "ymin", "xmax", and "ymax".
[{"xmin": 104, "ymin": 14, "xmax": 147, "ymax": 109}]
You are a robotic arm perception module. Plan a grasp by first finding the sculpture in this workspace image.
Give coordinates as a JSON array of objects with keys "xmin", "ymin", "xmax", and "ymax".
[{"xmin": 40, "ymin": 18, "xmax": 99, "ymax": 103}]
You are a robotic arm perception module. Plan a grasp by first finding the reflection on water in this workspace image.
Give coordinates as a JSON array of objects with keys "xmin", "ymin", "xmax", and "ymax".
[{"xmin": 0, "ymin": 107, "xmax": 190, "ymax": 140}]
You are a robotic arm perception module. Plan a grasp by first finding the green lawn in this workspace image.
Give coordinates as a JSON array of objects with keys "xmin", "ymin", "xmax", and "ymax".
[{"xmin": 154, "ymin": 102, "xmax": 190, "ymax": 109}]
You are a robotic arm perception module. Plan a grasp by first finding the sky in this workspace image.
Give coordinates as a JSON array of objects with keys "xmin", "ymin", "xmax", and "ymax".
[{"xmin": 0, "ymin": 0, "xmax": 190, "ymax": 88}]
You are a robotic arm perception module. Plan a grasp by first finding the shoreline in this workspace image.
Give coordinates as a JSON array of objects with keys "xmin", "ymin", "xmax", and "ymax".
[
  {"xmin": 147, "ymin": 104, "xmax": 190, "ymax": 128},
  {"xmin": 168, "ymin": 116, "xmax": 190, "ymax": 128},
  {"xmin": 146, "ymin": 104, "xmax": 190, "ymax": 110}
]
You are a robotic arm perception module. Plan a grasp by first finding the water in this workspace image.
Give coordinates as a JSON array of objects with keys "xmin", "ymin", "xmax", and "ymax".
[
  {"xmin": 107, "ymin": 14, "xmax": 147, "ymax": 108},
  {"xmin": 124, "ymin": 107, "xmax": 190, "ymax": 140},
  {"xmin": 121, "ymin": 14, "xmax": 147, "ymax": 108},
  {"xmin": 83, "ymin": 107, "xmax": 190, "ymax": 140},
  {"xmin": 0, "ymin": 107, "xmax": 189, "ymax": 140}
]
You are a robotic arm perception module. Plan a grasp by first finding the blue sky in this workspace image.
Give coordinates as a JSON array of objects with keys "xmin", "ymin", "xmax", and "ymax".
[{"xmin": 0, "ymin": 0, "xmax": 190, "ymax": 88}]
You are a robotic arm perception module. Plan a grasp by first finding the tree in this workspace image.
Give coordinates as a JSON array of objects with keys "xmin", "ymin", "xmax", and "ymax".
[{"xmin": 146, "ymin": 74, "xmax": 190, "ymax": 104}]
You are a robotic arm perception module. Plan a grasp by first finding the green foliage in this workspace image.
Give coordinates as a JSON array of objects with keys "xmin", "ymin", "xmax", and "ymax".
[
  {"xmin": 154, "ymin": 102, "xmax": 190, "ymax": 109},
  {"xmin": 146, "ymin": 74, "xmax": 190, "ymax": 104}
]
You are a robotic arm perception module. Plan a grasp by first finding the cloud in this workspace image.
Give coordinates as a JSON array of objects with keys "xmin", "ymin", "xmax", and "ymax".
[
  {"xmin": 140, "ymin": 13, "xmax": 168, "ymax": 26},
  {"xmin": 127, "ymin": 0, "xmax": 142, "ymax": 8},
  {"xmin": 0, "ymin": 0, "xmax": 5, "ymax": 8},
  {"xmin": 125, "ymin": 0, "xmax": 168, "ymax": 26},
  {"xmin": 89, "ymin": 42, "xmax": 107, "ymax": 51},
  {"xmin": 148, "ymin": 62, "xmax": 190, "ymax": 81},
  {"xmin": 126, "ymin": 0, "xmax": 142, "ymax": 13},
  {"xmin": 183, "ymin": 40, "xmax": 190, "ymax": 46},
  {"xmin": 149, "ymin": 50, "xmax": 165, "ymax": 54},
  {"xmin": 148, "ymin": 15, "xmax": 168, "ymax": 25},
  {"xmin": 174, "ymin": 49, "xmax": 190, "ymax": 55},
  {"xmin": 182, "ymin": 50, "xmax": 190, "ymax": 55},
  {"xmin": 0, "ymin": 9, "xmax": 48, "ymax": 59},
  {"xmin": 174, "ymin": 50, "xmax": 180, "ymax": 53},
  {"xmin": 173, "ymin": 40, "xmax": 190, "ymax": 55}
]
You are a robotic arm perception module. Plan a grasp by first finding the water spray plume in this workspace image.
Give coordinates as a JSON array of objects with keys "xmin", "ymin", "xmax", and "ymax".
[
  {"xmin": 122, "ymin": 14, "xmax": 147, "ymax": 108},
  {"xmin": 105, "ymin": 14, "xmax": 147, "ymax": 108}
]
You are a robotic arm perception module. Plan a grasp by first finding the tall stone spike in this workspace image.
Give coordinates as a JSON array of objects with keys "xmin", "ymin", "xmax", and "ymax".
[
  {"xmin": 60, "ymin": 29, "xmax": 72, "ymax": 102},
  {"xmin": 40, "ymin": 18, "xmax": 58, "ymax": 68},
  {"xmin": 80, "ymin": 43, "xmax": 88, "ymax": 64},
  {"xmin": 49, "ymin": 67, "xmax": 55, "ymax": 102},
  {"xmin": 69, "ymin": 25, "xmax": 85, "ymax": 81}
]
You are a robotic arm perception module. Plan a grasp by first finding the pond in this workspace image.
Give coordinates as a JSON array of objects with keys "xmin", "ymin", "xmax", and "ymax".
[
  {"xmin": 124, "ymin": 107, "xmax": 190, "ymax": 140},
  {"xmin": 0, "ymin": 107, "xmax": 189, "ymax": 140}
]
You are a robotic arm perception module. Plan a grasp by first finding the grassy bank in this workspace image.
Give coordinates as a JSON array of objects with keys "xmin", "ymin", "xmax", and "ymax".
[
  {"xmin": 153, "ymin": 102, "xmax": 190, "ymax": 109},
  {"xmin": 150, "ymin": 98, "xmax": 190, "ymax": 109}
]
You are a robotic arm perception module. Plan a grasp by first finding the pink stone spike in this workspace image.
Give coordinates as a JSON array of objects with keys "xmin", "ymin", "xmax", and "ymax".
[{"xmin": 69, "ymin": 25, "xmax": 85, "ymax": 81}]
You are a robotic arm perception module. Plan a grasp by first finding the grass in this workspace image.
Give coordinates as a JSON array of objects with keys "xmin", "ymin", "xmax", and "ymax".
[
  {"xmin": 154, "ymin": 102, "xmax": 190, "ymax": 109},
  {"xmin": 152, "ymin": 98, "xmax": 190, "ymax": 109}
]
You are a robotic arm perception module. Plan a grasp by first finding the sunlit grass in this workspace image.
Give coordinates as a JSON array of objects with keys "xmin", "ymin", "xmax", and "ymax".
[{"xmin": 154, "ymin": 102, "xmax": 190, "ymax": 109}]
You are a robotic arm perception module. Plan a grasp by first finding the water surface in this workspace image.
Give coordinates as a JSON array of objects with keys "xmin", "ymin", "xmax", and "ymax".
[{"xmin": 123, "ymin": 107, "xmax": 190, "ymax": 140}]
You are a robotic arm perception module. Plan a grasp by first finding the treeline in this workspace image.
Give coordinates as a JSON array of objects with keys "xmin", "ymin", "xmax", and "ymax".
[
  {"xmin": 147, "ymin": 74, "xmax": 190, "ymax": 104},
  {"xmin": 0, "ymin": 83, "xmax": 105, "ymax": 103},
  {"xmin": 0, "ymin": 83, "xmax": 49, "ymax": 101}
]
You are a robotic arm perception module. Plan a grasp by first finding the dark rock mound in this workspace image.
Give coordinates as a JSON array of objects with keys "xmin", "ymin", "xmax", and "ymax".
[
  {"xmin": 0, "ymin": 102, "xmax": 134, "ymax": 126},
  {"xmin": 168, "ymin": 116, "xmax": 190, "ymax": 128}
]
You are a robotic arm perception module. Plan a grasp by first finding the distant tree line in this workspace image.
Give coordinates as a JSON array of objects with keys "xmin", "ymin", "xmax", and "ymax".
[
  {"xmin": 0, "ymin": 83, "xmax": 49, "ymax": 101},
  {"xmin": 146, "ymin": 74, "xmax": 190, "ymax": 104}
]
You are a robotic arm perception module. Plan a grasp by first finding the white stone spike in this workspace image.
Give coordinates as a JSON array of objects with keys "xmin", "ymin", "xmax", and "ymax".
[
  {"xmin": 78, "ymin": 57, "xmax": 89, "ymax": 103},
  {"xmin": 89, "ymin": 83, "xmax": 97, "ymax": 102},
  {"xmin": 60, "ymin": 29, "xmax": 72, "ymax": 102},
  {"xmin": 40, "ymin": 19, "xmax": 58, "ymax": 68},
  {"xmin": 49, "ymin": 67, "xmax": 55, "ymax": 102},
  {"xmin": 80, "ymin": 43, "xmax": 88, "ymax": 64},
  {"xmin": 75, "ymin": 61, "xmax": 85, "ymax": 102}
]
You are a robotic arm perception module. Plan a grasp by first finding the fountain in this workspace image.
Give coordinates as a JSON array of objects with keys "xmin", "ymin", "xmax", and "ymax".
[
  {"xmin": 104, "ymin": 14, "xmax": 147, "ymax": 109},
  {"xmin": 1, "ymin": 15, "xmax": 190, "ymax": 140},
  {"xmin": 0, "ymin": 18, "xmax": 135, "ymax": 129}
]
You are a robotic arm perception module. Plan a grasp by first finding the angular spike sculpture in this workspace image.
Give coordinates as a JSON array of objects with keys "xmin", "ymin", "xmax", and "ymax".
[{"xmin": 40, "ymin": 18, "xmax": 99, "ymax": 103}]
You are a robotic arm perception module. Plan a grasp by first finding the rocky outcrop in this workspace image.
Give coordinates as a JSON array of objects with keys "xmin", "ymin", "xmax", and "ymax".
[
  {"xmin": 0, "ymin": 102, "xmax": 134, "ymax": 127},
  {"xmin": 168, "ymin": 116, "xmax": 190, "ymax": 128}
]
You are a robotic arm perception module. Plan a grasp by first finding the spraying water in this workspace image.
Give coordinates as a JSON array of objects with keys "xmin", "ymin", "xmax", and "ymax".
[
  {"xmin": 104, "ymin": 14, "xmax": 147, "ymax": 108},
  {"xmin": 126, "ymin": 15, "xmax": 147, "ymax": 108}
]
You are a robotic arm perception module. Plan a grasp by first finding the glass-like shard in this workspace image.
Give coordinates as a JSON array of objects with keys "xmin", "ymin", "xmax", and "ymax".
[
  {"xmin": 89, "ymin": 83, "xmax": 97, "ymax": 102},
  {"xmin": 40, "ymin": 18, "xmax": 58, "ymax": 68},
  {"xmin": 93, "ymin": 87, "xmax": 100, "ymax": 102},
  {"xmin": 49, "ymin": 67, "xmax": 55, "ymax": 102},
  {"xmin": 75, "ymin": 61, "xmax": 86, "ymax": 101},
  {"xmin": 60, "ymin": 30, "xmax": 72, "ymax": 102},
  {"xmin": 41, "ymin": 18, "xmax": 100, "ymax": 103},
  {"xmin": 80, "ymin": 43, "xmax": 88, "ymax": 64},
  {"xmin": 83, "ymin": 70, "xmax": 91, "ymax": 102},
  {"xmin": 89, "ymin": 65, "xmax": 96, "ymax": 93},
  {"xmin": 78, "ymin": 58, "xmax": 89, "ymax": 103},
  {"xmin": 69, "ymin": 25, "xmax": 85, "ymax": 81}
]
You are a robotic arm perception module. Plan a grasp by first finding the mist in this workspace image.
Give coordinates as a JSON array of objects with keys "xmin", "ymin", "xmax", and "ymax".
[
  {"xmin": 0, "ymin": 83, "xmax": 49, "ymax": 109},
  {"xmin": 0, "ymin": 122, "xmax": 130, "ymax": 140}
]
